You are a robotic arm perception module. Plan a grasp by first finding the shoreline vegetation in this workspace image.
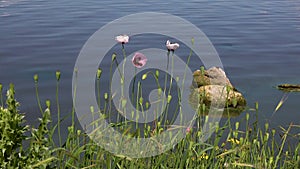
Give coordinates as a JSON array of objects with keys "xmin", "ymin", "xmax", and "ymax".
[
  {"xmin": 0, "ymin": 37, "xmax": 299, "ymax": 168},
  {"xmin": 0, "ymin": 78, "xmax": 299, "ymax": 168}
]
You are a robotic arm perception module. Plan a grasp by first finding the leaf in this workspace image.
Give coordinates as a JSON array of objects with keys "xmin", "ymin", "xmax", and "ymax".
[
  {"xmin": 272, "ymin": 92, "xmax": 289, "ymax": 116},
  {"xmin": 32, "ymin": 157, "xmax": 57, "ymax": 168}
]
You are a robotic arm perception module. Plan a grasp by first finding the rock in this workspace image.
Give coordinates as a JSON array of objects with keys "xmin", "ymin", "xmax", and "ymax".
[
  {"xmin": 277, "ymin": 84, "xmax": 300, "ymax": 92},
  {"xmin": 189, "ymin": 67, "xmax": 246, "ymax": 117},
  {"xmin": 193, "ymin": 67, "xmax": 233, "ymax": 88},
  {"xmin": 197, "ymin": 85, "xmax": 246, "ymax": 108}
]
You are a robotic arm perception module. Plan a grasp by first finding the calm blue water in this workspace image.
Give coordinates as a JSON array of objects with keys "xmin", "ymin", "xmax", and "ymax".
[{"xmin": 1, "ymin": 0, "xmax": 300, "ymax": 134}]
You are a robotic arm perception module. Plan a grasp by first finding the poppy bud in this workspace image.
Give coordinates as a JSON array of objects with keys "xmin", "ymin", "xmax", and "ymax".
[
  {"xmin": 112, "ymin": 53, "xmax": 116, "ymax": 62},
  {"xmin": 155, "ymin": 70, "xmax": 159, "ymax": 78},
  {"xmin": 34, "ymin": 74, "xmax": 39, "ymax": 83},
  {"xmin": 97, "ymin": 68, "xmax": 102, "ymax": 79},
  {"xmin": 56, "ymin": 70, "xmax": 61, "ymax": 81},
  {"xmin": 142, "ymin": 74, "xmax": 147, "ymax": 80},
  {"xmin": 46, "ymin": 99, "xmax": 51, "ymax": 108}
]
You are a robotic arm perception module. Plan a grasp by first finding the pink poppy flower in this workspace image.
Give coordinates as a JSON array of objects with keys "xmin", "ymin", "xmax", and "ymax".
[
  {"xmin": 166, "ymin": 40, "xmax": 180, "ymax": 51},
  {"xmin": 186, "ymin": 127, "xmax": 191, "ymax": 133},
  {"xmin": 115, "ymin": 34, "xmax": 129, "ymax": 44},
  {"xmin": 132, "ymin": 52, "xmax": 147, "ymax": 68}
]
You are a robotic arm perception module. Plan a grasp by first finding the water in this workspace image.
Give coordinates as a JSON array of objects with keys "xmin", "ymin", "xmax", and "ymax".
[{"xmin": 1, "ymin": 0, "xmax": 300, "ymax": 135}]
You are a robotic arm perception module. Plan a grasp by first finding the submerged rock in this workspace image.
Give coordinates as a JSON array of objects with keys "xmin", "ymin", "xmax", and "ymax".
[
  {"xmin": 277, "ymin": 84, "xmax": 300, "ymax": 92},
  {"xmin": 190, "ymin": 67, "xmax": 246, "ymax": 117}
]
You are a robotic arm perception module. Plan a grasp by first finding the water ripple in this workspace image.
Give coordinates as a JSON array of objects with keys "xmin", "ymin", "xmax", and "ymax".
[
  {"xmin": 0, "ymin": 0, "xmax": 26, "ymax": 7},
  {"xmin": 0, "ymin": 0, "xmax": 299, "ymax": 128}
]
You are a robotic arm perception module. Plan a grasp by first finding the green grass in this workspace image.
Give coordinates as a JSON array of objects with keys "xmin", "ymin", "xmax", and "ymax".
[{"xmin": 0, "ymin": 77, "xmax": 299, "ymax": 168}]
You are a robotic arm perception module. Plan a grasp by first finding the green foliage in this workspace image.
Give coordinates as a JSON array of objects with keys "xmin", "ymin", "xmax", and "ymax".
[
  {"xmin": 0, "ymin": 84, "xmax": 28, "ymax": 168},
  {"xmin": 0, "ymin": 84, "xmax": 53, "ymax": 168},
  {"xmin": 27, "ymin": 105, "xmax": 53, "ymax": 168}
]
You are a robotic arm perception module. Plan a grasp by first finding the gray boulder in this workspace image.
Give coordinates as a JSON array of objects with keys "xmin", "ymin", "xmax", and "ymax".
[
  {"xmin": 190, "ymin": 67, "xmax": 246, "ymax": 117},
  {"xmin": 193, "ymin": 67, "xmax": 233, "ymax": 88}
]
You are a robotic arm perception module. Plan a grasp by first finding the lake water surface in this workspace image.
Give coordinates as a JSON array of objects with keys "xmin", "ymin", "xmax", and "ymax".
[{"xmin": 1, "ymin": 0, "xmax": 300, "ymax": 135}]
